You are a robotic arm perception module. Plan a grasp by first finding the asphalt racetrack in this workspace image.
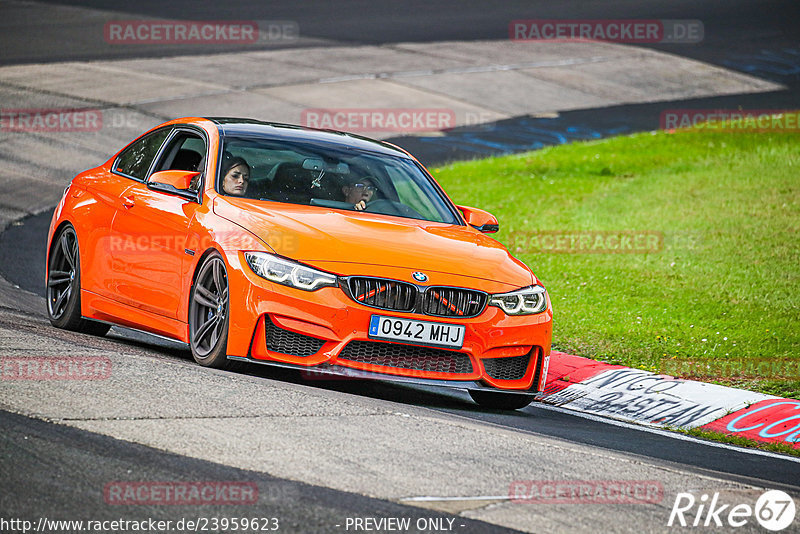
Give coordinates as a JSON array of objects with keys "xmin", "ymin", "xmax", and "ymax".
[{"xmin": 1, "ymin": 1, "xmax": 799, "ymax": 532}]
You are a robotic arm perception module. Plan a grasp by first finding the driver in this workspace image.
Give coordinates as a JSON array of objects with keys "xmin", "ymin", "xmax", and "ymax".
[{"xmin": 342, "ymin": 176, "xmax": 377, "ymax": 211}]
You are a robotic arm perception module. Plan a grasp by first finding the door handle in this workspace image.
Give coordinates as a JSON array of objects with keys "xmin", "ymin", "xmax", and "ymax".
[{"xmin": 122, "ymin": 195, "xmax": 135, "ymax": 209}]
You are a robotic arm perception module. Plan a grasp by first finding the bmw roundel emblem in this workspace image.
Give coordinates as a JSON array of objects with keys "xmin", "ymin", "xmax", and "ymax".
[{"xmin": 412, "ymin": 272, "xmax": 428, "ymax": 282}]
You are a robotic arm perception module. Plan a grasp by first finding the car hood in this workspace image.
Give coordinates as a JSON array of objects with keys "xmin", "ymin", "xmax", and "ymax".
[{"xmin": 214, "ymin": 197, "xmax": 534, "ymax": 288}]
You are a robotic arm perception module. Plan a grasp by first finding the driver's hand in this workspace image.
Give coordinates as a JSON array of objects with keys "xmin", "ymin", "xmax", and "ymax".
[{"xmin": 354, "ymin": 200, "xmax": 367, "ymax": 210}]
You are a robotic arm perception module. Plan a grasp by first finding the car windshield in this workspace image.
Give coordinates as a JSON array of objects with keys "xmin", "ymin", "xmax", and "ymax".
[{"xmin": 219, "ymin": 135, "xmax": 460, "ymax": 224}]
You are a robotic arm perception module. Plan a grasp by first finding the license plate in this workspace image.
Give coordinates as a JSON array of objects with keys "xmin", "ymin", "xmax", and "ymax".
[{"xmin": 368, "ymin": 315, "xmax": 465, "ymax": 349}]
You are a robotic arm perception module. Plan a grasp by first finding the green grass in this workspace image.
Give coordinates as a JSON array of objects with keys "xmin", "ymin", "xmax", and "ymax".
[
  {"xmin": 432, "ymin": 128, "xmax": 800, "ymax": 398},
  {"xmin": 678, "ymin": 427, "xmax": 800, "ymax": 457}
]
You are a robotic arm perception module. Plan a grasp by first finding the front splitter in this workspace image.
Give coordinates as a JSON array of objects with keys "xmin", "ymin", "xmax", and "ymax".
[{"xmin": 227, "ymin": 355, "xmax": 538, "ymax": 395}]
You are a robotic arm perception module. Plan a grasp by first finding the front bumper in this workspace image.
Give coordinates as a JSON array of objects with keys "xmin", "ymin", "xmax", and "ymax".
[
  {"xmin": 224, "ymin": 251, "xmax": 552, "ymax": 393},
  {"xmin": 227, "ymin": 355, "xmax": 546, "ymax": 395}
]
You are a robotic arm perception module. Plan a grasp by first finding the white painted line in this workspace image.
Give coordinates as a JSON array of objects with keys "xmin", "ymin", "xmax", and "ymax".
[
  {"xmin": 84, "ymin": 64, "xmax": 229, "ymax": 91},
  {"xmin": 536, "ymin": 403, "xmax": 800, "ymax": 464},
  {"xmin": 318, "ymin": 73, "xmax": 379, "ymax": 83},
  {"xmin": 401, "ymin": 495, "xmax": 510, "ymax": 502},
  {"xmin": 318, "ymin": 56, "xmax": 615, "ymax": 84}
]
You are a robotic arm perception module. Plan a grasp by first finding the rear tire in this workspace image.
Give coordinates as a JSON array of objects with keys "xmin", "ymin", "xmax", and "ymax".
[
  {"xmin": 469, "ymin": 390, "xmax": 535, "ymax": 410},
  {"xmin": 189, "ymin": 252, "xmax": 236, "ymax": 369},
  {"xmin": 46, "ymin": 225, "xmax": 110, "ymax": 336}
]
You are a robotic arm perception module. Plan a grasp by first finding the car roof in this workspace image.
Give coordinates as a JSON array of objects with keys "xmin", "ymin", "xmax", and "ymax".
[{"xmin": 204, "ymin": 117, "xmax": 412, "ymax": 159}]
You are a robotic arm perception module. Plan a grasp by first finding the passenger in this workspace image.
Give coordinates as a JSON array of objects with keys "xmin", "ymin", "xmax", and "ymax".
[
  {"xmin": 342, "ymin": 176, "xmax": 377, "ymax": 211},
  {"xmin": 221, "ymin": 156, "xmax": 250, "ymax": 196}
]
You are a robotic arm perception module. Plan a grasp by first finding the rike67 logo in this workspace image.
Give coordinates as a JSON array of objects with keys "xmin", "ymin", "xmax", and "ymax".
[{"xmin": 668, "ymin": 490, "xmax": 796, "ymax": 531}]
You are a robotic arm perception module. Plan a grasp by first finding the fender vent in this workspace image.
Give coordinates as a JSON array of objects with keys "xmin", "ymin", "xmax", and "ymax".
[{"xmin": 266, "ymin": 317, "xmax": 326, "ymax": 357}]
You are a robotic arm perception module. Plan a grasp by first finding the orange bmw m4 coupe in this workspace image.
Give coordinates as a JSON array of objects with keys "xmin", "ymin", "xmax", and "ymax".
[{"xmin": 46, "ymin": 117, "xmax": 552, "ymax": 410}]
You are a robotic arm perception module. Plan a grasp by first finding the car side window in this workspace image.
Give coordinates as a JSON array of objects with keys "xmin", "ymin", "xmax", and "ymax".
[
  {"xmin": 154, "ymin": 133, "xmax": 206, "ymax": 173},
  {"xmin": 151, "ymin": 131, "xmax": 207, "ymax": 191},
  {"xmin": 114, "ymin": 128, "xmax": 171, "ymax": 181}
]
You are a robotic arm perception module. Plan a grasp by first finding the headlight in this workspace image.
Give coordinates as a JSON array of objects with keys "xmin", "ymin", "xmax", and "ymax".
[
  {"xmin": 244, "ymin": 252, "xmax": 337, "ymax": 291},
  {"xmin": 489, "ymin": 285, "xmax": 548, "ymax": 315}
]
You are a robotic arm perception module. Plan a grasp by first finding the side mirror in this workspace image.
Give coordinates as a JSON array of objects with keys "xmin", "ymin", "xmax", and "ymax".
[
  {"xmin": 457, "ymin": 205, "xmax": 499, "ymax": 233},
  {"xmin": 147, "ymin": 170, "xmax": 201, "ymax": 202},
  {"xmin": 149, "ymin": 170, "xmax": 200, "ymax": 190}
]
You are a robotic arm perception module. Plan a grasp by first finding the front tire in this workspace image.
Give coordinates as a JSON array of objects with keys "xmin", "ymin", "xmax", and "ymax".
[
  {"xmin": 189, "ymin": 252, "xmax": 233, "ymax": 369},
  {"xmin": 469, "ymin": 390, "xmax": 535, "ymax": 410},
  {"xmin": 46, "ymin": 225, "xmax": 110, "ymax": 336}
]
